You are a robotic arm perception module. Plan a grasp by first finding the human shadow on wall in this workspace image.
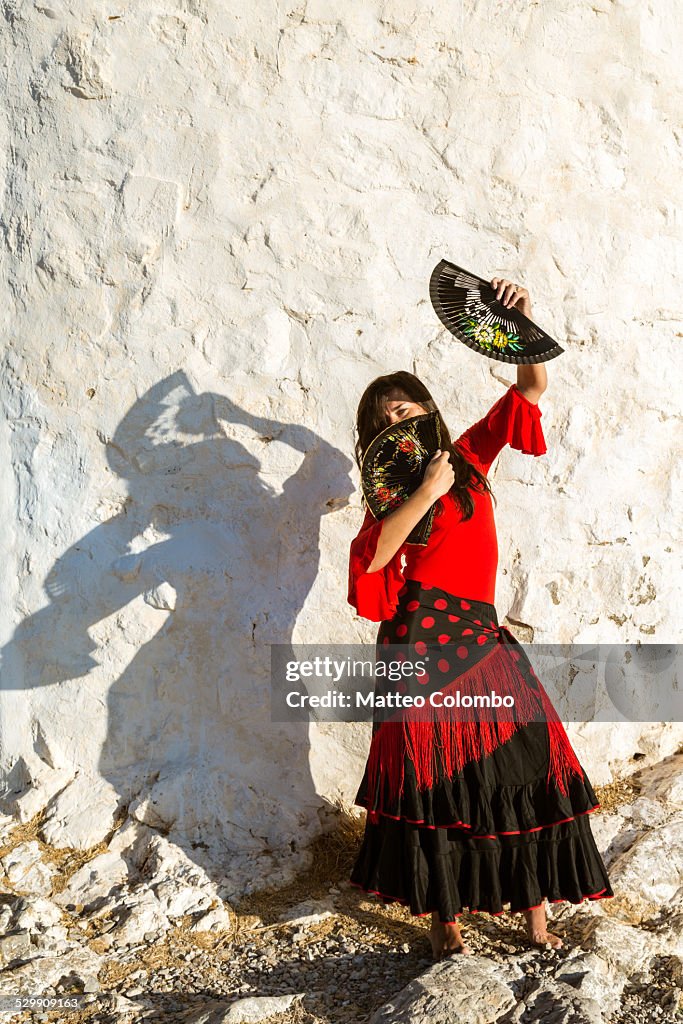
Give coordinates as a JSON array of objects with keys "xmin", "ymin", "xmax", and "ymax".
[{"xmin": 2, "ymin": 370, "xmax": 356, "ymax": 896}]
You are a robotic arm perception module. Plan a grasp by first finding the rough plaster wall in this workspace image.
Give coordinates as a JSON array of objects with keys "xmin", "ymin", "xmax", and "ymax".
[{"xmin": 0, "ymin": 1, "xmax": 681, "ymax": 884}]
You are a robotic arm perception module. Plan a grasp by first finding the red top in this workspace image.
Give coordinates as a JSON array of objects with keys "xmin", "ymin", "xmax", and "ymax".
[{"xmin": 347, "ymin": 384, "xmax": 547, "ymax": 621}]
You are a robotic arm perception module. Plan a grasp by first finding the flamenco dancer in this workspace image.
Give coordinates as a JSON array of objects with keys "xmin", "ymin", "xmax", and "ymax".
[{"xmin": 347, "ymin": 277, "xmax": 614, "ymax": 959}]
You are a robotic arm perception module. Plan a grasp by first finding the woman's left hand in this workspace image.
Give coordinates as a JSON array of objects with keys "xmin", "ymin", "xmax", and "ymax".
[
  {"xmin": 491, "ymin": 277, "xmax": 532, "ymax": 319},
  {"xmin": 491, "ymin": 277, "xmax": 547, "ymax": 397}
]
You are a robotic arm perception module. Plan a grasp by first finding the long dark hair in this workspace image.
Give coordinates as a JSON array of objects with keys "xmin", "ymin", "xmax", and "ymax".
[{"xmin": 353, "ymin": 371, "xmax": 496, "ymax": 522}]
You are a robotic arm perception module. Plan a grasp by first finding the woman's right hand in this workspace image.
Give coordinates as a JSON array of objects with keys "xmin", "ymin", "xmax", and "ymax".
[{"xmin": 421, "ymin": 449, "xmax": 455, "ymax": 500}]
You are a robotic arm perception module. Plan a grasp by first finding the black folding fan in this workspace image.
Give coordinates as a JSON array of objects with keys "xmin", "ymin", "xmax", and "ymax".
[
  {"xmin": 429, "ymin": 260, "xmax": 564, "ymax": 364},
  {"xmin": 361, "ymin": 411, "xmax": 442, "ymax": 546}
]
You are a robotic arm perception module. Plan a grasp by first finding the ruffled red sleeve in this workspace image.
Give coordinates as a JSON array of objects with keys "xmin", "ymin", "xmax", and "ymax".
[
  {"xmin": 454, "ymin": 384, "xmax": 547, "ymax": 473},
  {"xmin": 347, "ymin": 507, "xmax": 407, "ymax": 623}
]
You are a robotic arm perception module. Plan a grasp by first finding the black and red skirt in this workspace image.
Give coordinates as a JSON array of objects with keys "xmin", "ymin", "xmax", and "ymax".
[{"xmin": 349, "ymin": 578, "xmax": 615, "ymax": 922}]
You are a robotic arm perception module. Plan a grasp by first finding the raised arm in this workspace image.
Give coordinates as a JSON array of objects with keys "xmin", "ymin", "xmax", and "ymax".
[
  {"xmin": 454, "ymin": 385, "xmax": 547, "ymax": 475},
  {"xmin": 491, "ymin": 276, "xmax": 548, "ymax": 403}
]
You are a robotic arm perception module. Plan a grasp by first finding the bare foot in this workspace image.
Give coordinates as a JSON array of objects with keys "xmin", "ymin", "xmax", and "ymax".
[
  {"xmin": 429, "ymin": 912, "xmax": 474, "ymax": 959},
  {"xmin": 521, "ymin": 903, "xmax": 563, "ymax": 949}
]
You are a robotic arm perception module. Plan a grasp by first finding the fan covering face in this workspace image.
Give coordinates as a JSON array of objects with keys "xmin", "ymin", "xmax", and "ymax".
[{"xmin": 360, "ymin": 411, "xmax": 442, "ymax": 546}]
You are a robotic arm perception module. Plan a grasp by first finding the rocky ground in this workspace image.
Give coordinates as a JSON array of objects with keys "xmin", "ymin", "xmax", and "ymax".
[{"xmin": 0, "ymin": 754, "xmax": 682, "ymax": 1024}]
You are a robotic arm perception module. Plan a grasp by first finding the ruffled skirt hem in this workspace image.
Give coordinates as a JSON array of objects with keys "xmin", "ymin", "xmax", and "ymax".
[{"xmin": 349, "ymin": 811, "xmax": 615, "ymax": 920}]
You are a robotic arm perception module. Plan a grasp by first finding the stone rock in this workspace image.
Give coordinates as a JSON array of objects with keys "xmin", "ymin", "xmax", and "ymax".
[
  {"xmin": 509, "ymin": 978, "xmax": 605, "ymax": 1024},
  {"xmin": 126, "ymin": 832, "xmax": 227, "ymax": 924},
  {"xmin": 39, "ymin": 774, "xmax": 122, "ymax": 850},
  {"xmin": 581, "ymin": 915, "xmax": 670, "ymax": 973},
  {"xmin": 128, "ymin": 778, "xmax": 180, "ymax": 832},
  {"xmin": 368, "ymin": 957, "xmax": 522, "ymax": 1023},
  {"xmin": 553, "ymin": 951, "xmax": 624, "ymax": 1018},
  {"xmin": 0, "ymin": 930, "xmax": 34, "ymax": 966},
  {"xmin": 75, "ymin": 884, "xmax": 132, "ymax": 925},
  {"xmin": 1, "ymin": 841, "xmax": 41, "ymax": 881},
  {"xmin": 177, "ymin": 995, "xmax": 302, "ymax": 1023},
  {"xmin": 645, "ymin": 907, "xmax": 683, "ymax": 960},
  {"xmin": 566, "ymin": 724, "xmax": 683, "ymax": 790},
  {"xmin": 627, "ymin": 796, "xmax": 669, "ymax": 828},
  {"xmin": 107, "ymin": 817, "xmax": 157, "ymax": 871},
  {"xmin": 110, "ymin": 992, "xmax": 144, "ymax": 1015},
  {"xmin": 0, "ymin": 841, "xmax": 56, "ymax": 895},
  {"xmin": 0, "ymin": 909, "xmax": 73, "ymax": 965},
  {"xmin": 10, "ymin": 895, "xmax": 63, "ymax": 934},
  {"xmin": 636, "ymin": 753, "xmax": 683, "ymax": 808},
  {"xmin": 52, "ymin": 850, "xmax": 129, "ymax": 911},
  {"xmin": 189, "ymin": 902, "xmax": 232, "ymax": 933},
  {"xmin": 0, "ymin": 813, "xmax": 17, "ymax": 843},
  {"xmin": 154, "ymin": 877, "xmax": 213, "ymax": 920},
  {"xmin": 141, "ymin": 832, "xmax": 212, "ymax": 888},
  {"xmin": 223, "ymin": 995, "xmax": 302, "ymax": 1022},
  {"xmin": 11, "ymin": 860, "xmax": 55, "ymax": 897},
  {"xmin": 97, "ymin": 887, "xmax": 171, "ymax": 949},
  {"xmin": 588, "ymin": 811, "xmax": 633, "ymax": 866},
  {"xmin": 31, "ymin": 926, "xmax": 70, "ymax": 954},
  {"xmin": 2, "ymin": 753, "xmax": 75, "ymax": 825},
  {"xmin": 608, "ymin": 816, "xmax": 683, "ymax": 913},
  {"xmin": 0, "ymin": 944, "xmax": 102, "ymax": 996},
  {"xmin": 278, "ymin": 897, "xmax": 334, "ymax": 927},
  {"xmin": 370, "ymin": 950, "xmax": 625, "ymax": 1024}
]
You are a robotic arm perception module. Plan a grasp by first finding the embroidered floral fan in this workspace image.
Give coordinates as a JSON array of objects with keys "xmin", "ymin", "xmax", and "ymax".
[
  {"xmin": 360, "ymin": 411, "xmax": 442, "ymax": 546},
  {"xmin": 429, "ymin": 260, "xmax": 564, "ymax": 364}
]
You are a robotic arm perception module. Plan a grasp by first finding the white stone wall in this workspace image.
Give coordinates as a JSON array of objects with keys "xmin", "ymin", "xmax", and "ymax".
[{"xmin": 1, "ymin": 2, "xmax": 681, "ymax": 887}]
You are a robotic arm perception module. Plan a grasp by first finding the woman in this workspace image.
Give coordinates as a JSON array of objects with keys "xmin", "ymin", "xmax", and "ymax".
[{"xmin": 347, "ymin": 278, "xmax": 614, "ymax": 959}]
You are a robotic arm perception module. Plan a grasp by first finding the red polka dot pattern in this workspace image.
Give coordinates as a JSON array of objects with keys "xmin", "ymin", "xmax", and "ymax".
[{"xmin": 379, "ymin": 582, "xmax": 512, "ymax": 706}]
